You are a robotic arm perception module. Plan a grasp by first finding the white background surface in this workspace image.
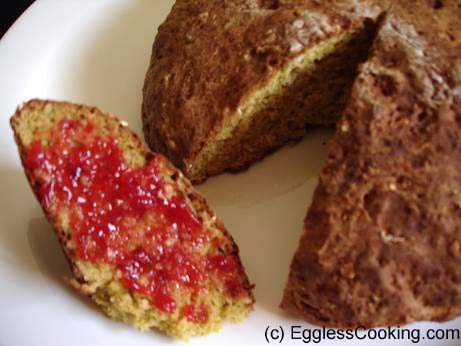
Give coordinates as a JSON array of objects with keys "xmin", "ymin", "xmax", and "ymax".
[{"xmin": 0, "ymin": 1, "xmax": 459, "ymax": 345}]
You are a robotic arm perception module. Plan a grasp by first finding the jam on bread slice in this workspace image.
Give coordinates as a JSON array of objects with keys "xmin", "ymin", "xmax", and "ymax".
[{"xmin": 11, "ymin": 99, "xmax": 254, "ymax": 339}]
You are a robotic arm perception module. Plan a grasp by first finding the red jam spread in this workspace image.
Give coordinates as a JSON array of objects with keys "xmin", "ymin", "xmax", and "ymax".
[
  {"xmin": 182, "ymin": 304, "xmax": 208, "ymax": 324},
  {"xmin": 26, "ymin": 119, "xmax": 246, "ymax": 322}
]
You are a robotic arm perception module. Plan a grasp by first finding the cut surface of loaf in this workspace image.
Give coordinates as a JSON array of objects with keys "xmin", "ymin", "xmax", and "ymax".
[
  {"xmin": 142, "ymin": 0, "xmax": 383, "ymax": 183},
  {"xmin": 11, "ymin": 99, "xmax": 254, "ymax": 339},
  {"xmin": 282, "ymin": 1, "xmax": 461, "ymax": 328}
]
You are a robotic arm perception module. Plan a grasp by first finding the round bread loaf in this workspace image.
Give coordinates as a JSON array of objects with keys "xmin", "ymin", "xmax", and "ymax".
[{"xmin": 143, "ymin": 0, "xmax": 461, "ymax": 328}]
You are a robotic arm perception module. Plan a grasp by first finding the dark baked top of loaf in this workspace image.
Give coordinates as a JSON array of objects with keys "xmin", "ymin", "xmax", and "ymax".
[
  {"xmin": 142, "ymin": 0, "xmax": 381, "ymax": 170},
  {"xmin": 283, "ymin": 0, "xmax": 461, "ymax": 327}
]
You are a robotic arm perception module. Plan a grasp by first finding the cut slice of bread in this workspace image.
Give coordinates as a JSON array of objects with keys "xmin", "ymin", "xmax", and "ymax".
[{"xmin": 11, "ymin": 99, "xmax": 254, "ymax": 339}]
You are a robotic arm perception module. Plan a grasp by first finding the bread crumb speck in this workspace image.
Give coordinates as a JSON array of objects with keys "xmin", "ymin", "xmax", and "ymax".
[
  {"xmin": 293, "ymin": 19, "xmax": 304, "ymax": 29},
  {"xmin": 380, "ymin": 231, "xmax": 405, "ymax": 243}
]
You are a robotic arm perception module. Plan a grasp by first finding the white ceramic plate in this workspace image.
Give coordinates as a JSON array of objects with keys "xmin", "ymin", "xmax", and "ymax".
[{"xmin": 0, "ymin": 1, "xmax": 459, "ymax": 345}]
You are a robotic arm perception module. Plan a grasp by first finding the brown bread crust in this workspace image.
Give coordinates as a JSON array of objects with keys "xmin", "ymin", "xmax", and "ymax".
[
  {"xmin": 282, "ymin": 0, "xmax": 461, "ymax": 327},
  {"xmin": 142, "ymin": 0, "xmax": 381, "ymax": 179}
]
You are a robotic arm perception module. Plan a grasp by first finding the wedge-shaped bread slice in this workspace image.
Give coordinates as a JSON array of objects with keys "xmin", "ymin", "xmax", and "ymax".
[
  {"xmin": 11, "ymin": 99, "xmax": 254, "ymax": 339},
  {"xmin": 142, "ymin": 0, "xmax": 383, "ymax": 183},
  {"xmin": 282, "ymin": 2, "xmax": 461, "ymax": 328}
]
